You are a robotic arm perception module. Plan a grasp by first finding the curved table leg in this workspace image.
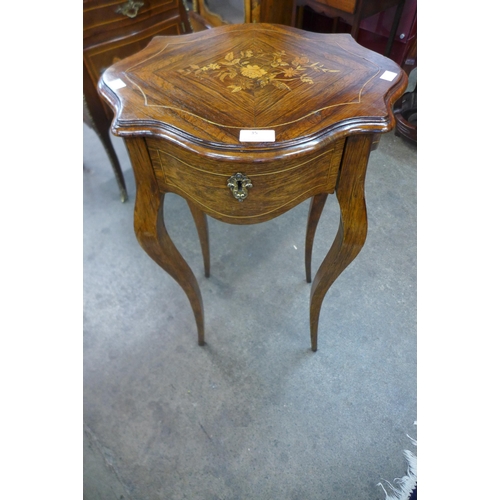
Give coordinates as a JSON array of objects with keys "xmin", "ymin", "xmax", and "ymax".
[
  {"xmin": 187, "ymin": 201, "xmax": 210, "ymax": 278},
  {"xmin": 127, "ymin": 138, "xmax": 205, "ymax": 346},
  {"xmin": 97, "ymin": 126, "xmax": 129, "ymax": 203},
  {"xmin": 305, "ymin": 193, "xmax": 328, "ymax": 283},
  {"xmin": 83, "ymin": 93, "xmax": 128, "ymax": 203},
  {"xmin": 309, "ymin": 135, "xmax": 373, "ymax": 351}
]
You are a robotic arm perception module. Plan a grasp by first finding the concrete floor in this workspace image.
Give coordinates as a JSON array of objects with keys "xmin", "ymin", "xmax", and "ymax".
[{"xmin": 83, "ymin": 120, "xmax": 416, "ymax": 499}]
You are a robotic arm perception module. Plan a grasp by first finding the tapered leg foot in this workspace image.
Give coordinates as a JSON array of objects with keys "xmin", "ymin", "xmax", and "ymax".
[
  {"xmin": 137, "ymin": 192, "xmax": 205, "ymax": 346},
  {"xmin": 101, "ymin": 133, "xmax": 128, "ymax": 203},
  {"xmin": 84, "ymin": 94, "xmax": 128, "ymax": 202}
]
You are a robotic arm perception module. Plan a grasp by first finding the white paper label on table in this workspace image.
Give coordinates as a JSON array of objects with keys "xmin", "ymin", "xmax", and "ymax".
[
  {"xmin": 108, "ymin": 78, "xmax": 127, "ymax": 90},
  {"xmin": 380, "ymin": 71, "xmax": 398, "ymax": 82},
  {"xmin": 239, "ymin": 130, "xmax": 276, "ymax": 142}
]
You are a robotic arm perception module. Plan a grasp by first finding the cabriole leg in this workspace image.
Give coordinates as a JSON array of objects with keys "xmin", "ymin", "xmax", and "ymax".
[
  {"xmin": 309, "ymin": 135, "xmax": 373, "ymax": 351},
  {"xmin": 126, "ymin": 137, "xmax": 205, "ymax": 346}
]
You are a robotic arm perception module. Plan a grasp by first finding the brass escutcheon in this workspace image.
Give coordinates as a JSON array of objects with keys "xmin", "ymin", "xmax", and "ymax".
[
  {"xmin": 227, "ymin": 173, "xmax": 252, "ymax": 202},
  {"xmin": 116, "ymin": 0, "xmax": 144, "ymax": 18}
]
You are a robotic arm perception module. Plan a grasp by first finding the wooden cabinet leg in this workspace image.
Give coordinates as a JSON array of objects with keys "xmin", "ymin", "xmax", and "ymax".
[
  {"xmin": 187, "ymin": 201, "xmax": 210, "ymax": 278},
  {"xmin": 309, "ymin": 135, "xmax": 373, "ymax": 351},
  {"xmin": 95, "ymin": 126, "xmax": 128, "ymax": 203},
  {"xmin": 384, "ymin": 0, "xmax": 406, "ymax": 57},
  {"xmin": 350, "ymin": 16, "xmax": 361, "ymax": 40},
  {"xmin": 305, "ymin": 193, "xmax": 328, "ymax": 283},
  {"xmin": 84, "ymin": 92, "xmax": 128, "ymax": 203},
  {"xmin": 127, "ymin": 138, "xmax": 205, "ymax": 346}
]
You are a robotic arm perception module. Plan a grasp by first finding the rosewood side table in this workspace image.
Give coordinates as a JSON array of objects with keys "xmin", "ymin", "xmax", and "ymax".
[{"xmin": 98, "ymin": 23, "xmax": 407, "ymax": 351}]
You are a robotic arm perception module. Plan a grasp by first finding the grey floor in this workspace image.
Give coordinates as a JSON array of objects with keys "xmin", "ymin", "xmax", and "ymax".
[{"xmin": 83, "ymin": 119, "xmax": 416, "ymax": 499}]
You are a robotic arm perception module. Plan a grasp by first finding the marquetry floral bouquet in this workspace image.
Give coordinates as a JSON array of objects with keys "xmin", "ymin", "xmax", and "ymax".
[{"xmin": 178, "ymin": 49, "xmax": 339, "ymax": 93}]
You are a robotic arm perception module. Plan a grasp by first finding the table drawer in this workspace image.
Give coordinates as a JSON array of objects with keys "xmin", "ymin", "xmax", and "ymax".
[
  {"xmin": 147, "ymin": 139, "xmax": 345, "ymax": 224},
  {"xmin": 83, "ymin": 0, "xmax": 178, "ymax": 40},
  {"xmin": 84, "ymin": 18, "xmax": 184, "ymax": 85}
]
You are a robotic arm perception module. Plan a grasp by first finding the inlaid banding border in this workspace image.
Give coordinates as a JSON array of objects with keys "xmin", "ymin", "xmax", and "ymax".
[{"xmin": 153, "ymin": 144, "xmax": 341, "ymax": 177}]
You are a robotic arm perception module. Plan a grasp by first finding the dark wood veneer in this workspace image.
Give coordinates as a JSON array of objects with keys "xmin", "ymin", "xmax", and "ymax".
[{"xmin": 83, "ymin": 0, "xmax": 191, "ymax": 201}]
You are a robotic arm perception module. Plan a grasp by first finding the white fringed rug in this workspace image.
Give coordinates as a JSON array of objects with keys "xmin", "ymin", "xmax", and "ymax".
[{"xmin": 378, "ymin": 423, "xmax": 417, "ymax": 500}]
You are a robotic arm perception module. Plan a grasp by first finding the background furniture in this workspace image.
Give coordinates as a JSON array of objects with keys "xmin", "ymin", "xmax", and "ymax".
[
  {"xmin": 189, "ymin": 0, "xmax": 259, "ymax": 24},
  {"xmin": 189, "ymin": 0, "xmax": 230, "ymax": 26},
  {"xmin": 188, "ymin": 0, "xmax": 416, "ymax": 67},
  {"xmin": 83, "ymin": 0, "xmax": 192, "ymax": 201},
  {"xmin": 294, "ymin": 0, "xmax": 406, "ymax": 57},
  {"xmin": 98, "ymin": 24, "xmax": 407, "ymax": 350},
  {"xmin": 189, "ymin": 0, "xmax": 293, "ymax": 26},
  {"xmin": 394, "ymin": 37, "xmax": 416, "ymax": 143},
  {"xmin": 298, "ymin": 0, "xmax": 416, "ymax": 67}
]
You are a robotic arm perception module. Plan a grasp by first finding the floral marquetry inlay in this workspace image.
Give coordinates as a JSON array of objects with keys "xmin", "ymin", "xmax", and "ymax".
[{"xmin": 177, "ymin": 49, "xmax": 339, "ymax": 93}]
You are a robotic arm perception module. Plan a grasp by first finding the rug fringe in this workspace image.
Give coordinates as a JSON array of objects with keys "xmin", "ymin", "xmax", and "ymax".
[{"xmin": 378, "ymin": 423, "xmax": 417, "ymax": 500}]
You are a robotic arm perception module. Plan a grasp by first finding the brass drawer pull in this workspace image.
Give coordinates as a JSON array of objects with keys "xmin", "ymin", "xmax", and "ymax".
[
  {"xmin": 227, "ymin": 173, "xmax": 252, "ymax": 202},
  {"xmin": 116, "ymin": 0, "xmax": 144, "ymax": 18}
]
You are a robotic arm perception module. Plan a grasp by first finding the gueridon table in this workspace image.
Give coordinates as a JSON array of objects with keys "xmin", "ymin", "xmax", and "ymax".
[{"xmin": 98, "ymin": 23, "xmax": 407, "ymax": 351}]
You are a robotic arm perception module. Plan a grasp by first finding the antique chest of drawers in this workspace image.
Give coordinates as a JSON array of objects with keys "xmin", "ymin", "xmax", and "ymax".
[
  {"xmin": 83, "ymin": 0, "xmax": 191, "ymax": 201},
  {"xmin": 84, "ymin": 0, "xmax": 191, "ymax": 84}
]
